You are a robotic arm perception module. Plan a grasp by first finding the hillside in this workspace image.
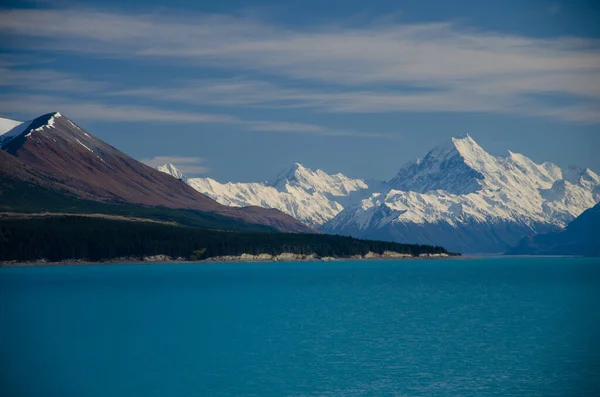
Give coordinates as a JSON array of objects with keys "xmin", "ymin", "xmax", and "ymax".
[
  {"xmin": 0, "ymin": 113, "xmax": 312, "ymax": 233},
  {"xmin": 507, "ymin": 202, "xmax": 600, "ymax": 256}
]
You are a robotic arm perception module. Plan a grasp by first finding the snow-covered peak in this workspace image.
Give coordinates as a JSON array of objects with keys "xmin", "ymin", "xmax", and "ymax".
[
  {"xmin": 268, "ymin": 163, "xmax": 311, "ymax": 189},
  {"xmin": 563, "ymin": 165, "xmax": 584, "ymax": 184},
  {"xmin": 268, "ymin": 163, "xmax": 369, "ymax": 196},
  {"xmin": 451, "ymin": 135, "xmax": 498, "ymax": 171},
  {"xmin": 581, "ymin": 168, "xmax": 600, "ymax": 185},
  {"xmin": 0, "ymin": 117, "xmax": 23, "ymax": 135},
  {"xmin": 155, "ymin": 161, "xmax": 383, "ymax": 228},
  {"xmin": 389, "ymin": 135, "xmax": 487, "ymax": 195},
  {"xmin": 570, "ymin": 167, "xmax": 600, "ymax": 193},
  {"xmin": 507, "ymin": 150, "xmax": 562, "ymax": 188},
  {"xmin": 0, "ymin": 117, "xmax": 32, "ymax": 147},
  {"xmin": 389, "ymin": 134, "xmax": 576, "ymax": 196},
  {"xmin": 157, "ymin": 163, "xmax": 186, "ymax": 181},
  {"xmin": 423, "ymin": 134, "xmax": 485, "ymax": 163},
  {"xmin": 326, "ymin": 134, "xmax": 599, "ymax": 252},
  {"xmin": 562, "ymin": 165, "xmax": 599, "ymax": 188},
  {"xmin": 19, "ymin": 112, "xmax": 64, "ymax": 138}
]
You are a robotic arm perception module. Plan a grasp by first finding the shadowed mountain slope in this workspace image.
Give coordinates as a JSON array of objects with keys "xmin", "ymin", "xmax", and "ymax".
[{"xmin": 0, "ymin": 113, "xmax": 312, "ymax": 233}]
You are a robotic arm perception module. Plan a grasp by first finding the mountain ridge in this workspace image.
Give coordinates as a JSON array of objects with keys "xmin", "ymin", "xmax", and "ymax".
[
  {"xmin": 158, "ymin": 136, "xmax": 599, "ymax": 253},
  {"xmin": 0, "ymin": 113, "xmax": 313, "ymax": 233},
  {"xmin": 507, "ymin": 202, "xmax": 600, "ymax": 256},
  {"xmin": 158, "ymin": 161, "xmax": 384, "ymax": 228}
]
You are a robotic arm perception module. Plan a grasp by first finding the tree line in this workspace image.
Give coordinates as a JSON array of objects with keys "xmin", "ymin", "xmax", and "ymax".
[{"xmin": 0, "ymin": 216, "xmax": 453, "ymax": 262}]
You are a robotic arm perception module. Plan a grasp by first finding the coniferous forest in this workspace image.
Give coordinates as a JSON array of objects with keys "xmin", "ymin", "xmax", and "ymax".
[{"xmin": 0, "ymin": 216, "xmax": 453, "ymax": 263}]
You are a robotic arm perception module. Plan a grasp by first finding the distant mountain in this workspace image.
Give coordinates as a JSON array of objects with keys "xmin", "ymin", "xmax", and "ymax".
[
  {"xmin": 159, "ymin": 162, "xmax": 385, "ymax": 228},
  {"xmin": 0, "ymin": 113, "xmax": 312, "ymax": 233},
  {"xmin": 0, "ymin": 117, "xmax": 22, "ymax": 133},
  {"xmin": 0, "ymin": 117, "xmax": 31, "ymax": 147},
  {"xmin": 324, "ymin": 135, "xmax": 599, "ymax": 252},
  {"xmin": 507, "ymin": 202, "xmax": 600, "ymax": 256},
  {"xmin": 158, "ymin": 163, "xmax": 186, "ymax": 181},
  {"xmin": 160, "ymin": 135, "xmax": 600, "ymax": 253}
]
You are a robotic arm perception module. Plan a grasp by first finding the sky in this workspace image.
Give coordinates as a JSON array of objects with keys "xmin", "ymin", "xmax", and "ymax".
[{"xmin": 1, "ymin": 0, "xmax": 599, "ymax": 182}]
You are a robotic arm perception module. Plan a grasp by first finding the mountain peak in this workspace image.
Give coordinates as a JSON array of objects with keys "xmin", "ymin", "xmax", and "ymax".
[
  {"xmin": 423, "ymin": 134, "xmax": 487, "ymax": 164},
  {"xmin": 564, "ymin": 165, "xmax": 585, "ymax": 184},
  {"xmin": 452, "ymin": 133, "xmax": 474, "ymax": 143},
  {"xmin": 18, "ymin": 112, "xmax": 66, "ymax": 140},
  {"xmin": 157, "ymin": 163, "xmax": 186, "ymax": 181},
  {"xmin": 0, "ymin": 112, "xmax": 313, "ymax": 233},
  {"xmin": 269, "ymin": 162, "xmax": 310, "ymax": 188},
  {"xmin": 563, "ymin": 165, "xmax": 600, "ymax": 189},
  {"xmin": 389, "ymin": 134, "xmax": 487, "ymax": 195},
  {"xmin": 0, "ymin": 112, "xmax": 67, "ymax": 148},
  {"xmin": 450, "ymin": 134, "xmax": 489, "ymax": 161}
]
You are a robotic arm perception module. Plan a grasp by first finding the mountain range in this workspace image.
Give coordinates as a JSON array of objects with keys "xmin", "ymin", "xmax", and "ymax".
[
  {"xmin": 158, "ymin": 135, "xmax": 599, "ymax": 253},
  {"xmin": 0, "ymin": 113, "xmax": 312, "ymax": 233},
  {"xmin": 2, "ymin": 111, "xmax": 597, "ymax": 255}
]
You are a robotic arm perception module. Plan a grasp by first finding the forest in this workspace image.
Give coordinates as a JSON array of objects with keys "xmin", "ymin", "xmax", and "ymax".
[{"xmin": 0, "ymin": 216, "xmax": 453, "ymax": 263}]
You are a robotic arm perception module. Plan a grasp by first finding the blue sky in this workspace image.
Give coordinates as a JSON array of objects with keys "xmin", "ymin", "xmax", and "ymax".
[{"xmin": 1, "ymin": 0, "xmax": 599, "ymax": 181}]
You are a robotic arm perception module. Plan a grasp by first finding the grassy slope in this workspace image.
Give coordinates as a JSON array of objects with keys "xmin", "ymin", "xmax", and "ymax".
[{"xmin": 0, "ymin": 175, "xmax": 274, "ymax": 232}]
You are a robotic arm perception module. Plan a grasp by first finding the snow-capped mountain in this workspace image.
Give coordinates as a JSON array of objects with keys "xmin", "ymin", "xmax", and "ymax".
[
  {"xmin": 158, "ymin": 162, "xmax": 385, "ymax": 228},
  {"xmin": 323, "ymin": 135, "xmax": 599, "ymax": 252},
  {"xmin": 158, "ymin": 163, "xmax": 186, "ymax": 181},
  {"xmin": 0, "ymin": 112, "xmax": 312, "ymax": 233},
  {"xmin": 157, "ymin": 135, "xmax": 599, "ymax": 253}
]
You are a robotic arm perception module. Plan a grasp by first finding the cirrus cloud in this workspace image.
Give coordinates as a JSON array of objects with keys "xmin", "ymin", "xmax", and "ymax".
[
  {"xmin": 0, "ymin": 6, "xmax": 599, "ymax": 124},
  {"xmin": 141, "ymin": 156, "xmax": 209, "ymax": 175}
]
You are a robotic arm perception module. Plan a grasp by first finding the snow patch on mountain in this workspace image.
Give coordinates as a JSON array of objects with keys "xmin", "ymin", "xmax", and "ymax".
[{"xmin": 27, "ymin": 112, "xmax": 61, "ymax": 137}]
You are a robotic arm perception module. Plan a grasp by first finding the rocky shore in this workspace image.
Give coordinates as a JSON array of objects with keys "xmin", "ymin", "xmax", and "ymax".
[{"xmin": 1, "ymin": 251, "xmax": 451, "ymax": 266}]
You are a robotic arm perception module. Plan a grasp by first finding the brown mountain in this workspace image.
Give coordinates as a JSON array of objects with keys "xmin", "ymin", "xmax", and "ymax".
[{"xmin": 0, "ymin": 112, "xmax": 313, "ymax": 233}]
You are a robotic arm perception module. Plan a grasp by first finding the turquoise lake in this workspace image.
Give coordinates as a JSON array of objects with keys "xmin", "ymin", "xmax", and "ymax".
[{"xmin": 1, "ymin": 257, "xmax": 599, "ymax": 396}]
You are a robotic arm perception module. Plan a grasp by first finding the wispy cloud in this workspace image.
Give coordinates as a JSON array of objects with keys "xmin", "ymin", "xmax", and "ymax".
[
  {"xmin": 141, "ymin": 156, "xmax": 208, "ymax": 175},
  {"xmin": 0, "ymin": 68, "xmax": 107, "ymax": 92},
  {"xmin": 1, "ymin": 8, "xmax": 598, "ymax": 82},
  {"xmin": 0, "ymin": 94, "xmax": 389, "ymax": 138},
  {"xmin": 0, "ymin": 94, "xmax": 238, "ymax": 123},
  {"xmin": 0, "ymin": 7, "xmax": 599, "ymax": 123},
  {"xmin": 110, "ymin": 76, "xmax": 600, "ymax": 124}
]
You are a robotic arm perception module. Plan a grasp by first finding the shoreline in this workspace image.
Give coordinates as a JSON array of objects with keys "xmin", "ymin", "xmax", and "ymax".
[
  {"xmin": 0, "ymin": 254, "xmax": 583, "ymax": 268},
  {"xmin": 1, "ymin": 251, "xmax": 455, "ymax": 267}
]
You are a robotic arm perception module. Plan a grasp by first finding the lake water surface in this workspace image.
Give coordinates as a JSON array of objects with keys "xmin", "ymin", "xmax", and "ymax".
[{"xmin": 1, "ymin": 257, "xmax": 599, "ymax": 396}]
